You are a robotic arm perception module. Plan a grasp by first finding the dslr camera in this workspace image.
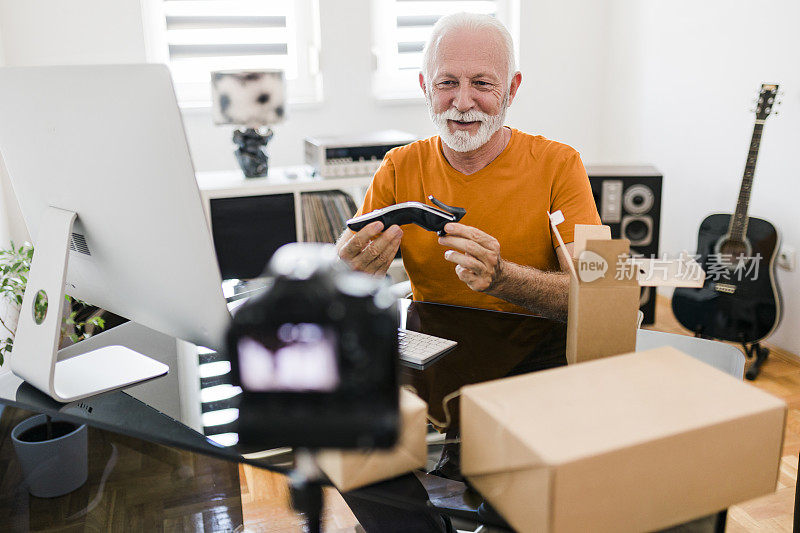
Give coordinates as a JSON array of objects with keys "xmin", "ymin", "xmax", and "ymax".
[{"xmin": 227, "ymin": 243, "xmax": 399, "ymax": 450}]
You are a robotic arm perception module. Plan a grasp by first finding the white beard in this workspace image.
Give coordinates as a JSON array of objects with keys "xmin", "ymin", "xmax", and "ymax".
[{"xmin": 426, "ymin": 95, "xmax": 508, "ymax": 153}]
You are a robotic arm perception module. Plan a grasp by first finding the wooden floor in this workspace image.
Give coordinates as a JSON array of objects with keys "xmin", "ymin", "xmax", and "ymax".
[
  {"xmin": 239, "ymin": 462, "xmax": 359, "ymax": 532},
  {"xmin": 239, "ymin": 295, "xmax": 800, "ymax": 532}
]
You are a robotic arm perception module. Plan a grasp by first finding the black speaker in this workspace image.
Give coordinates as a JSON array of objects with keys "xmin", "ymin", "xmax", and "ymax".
[
  {"xmin": 209, "ymin": 193, "xmax": 297, "ymax": 280},
  {"xmin": 587, "ymin": 166, "xmax": 663, "ymax": 325}
]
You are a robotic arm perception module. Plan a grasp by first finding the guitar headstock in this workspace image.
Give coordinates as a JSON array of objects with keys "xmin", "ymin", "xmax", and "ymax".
[{"xmin": 755, "ymin": 83, "xmax": 780, "ymax": 120}]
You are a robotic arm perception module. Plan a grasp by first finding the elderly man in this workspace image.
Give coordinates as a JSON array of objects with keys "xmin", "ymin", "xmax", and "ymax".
[{"xmin": 338, "ymin": 13, "xmax": 600, "ymax": 320}]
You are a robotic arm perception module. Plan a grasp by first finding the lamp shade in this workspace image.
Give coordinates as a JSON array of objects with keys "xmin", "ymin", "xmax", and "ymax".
[{"xmin": 211, "ymin": 70, "xmax": 286, "ymax": 127}]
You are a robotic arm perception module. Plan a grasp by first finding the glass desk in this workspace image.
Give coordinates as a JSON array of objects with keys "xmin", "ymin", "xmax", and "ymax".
[{"xmin": 0, "ymin": 300, "xmax": 744, "ymax": 532}]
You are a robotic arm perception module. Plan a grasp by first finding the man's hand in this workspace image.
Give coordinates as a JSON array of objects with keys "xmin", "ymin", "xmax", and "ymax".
[
  {"xmin": 337, "ymin": 221, "xmax": 402, "ymax": 277},
  {"xmin": 437, "ymin": 222, "xmax": 571, "ymax": 321},
  {"xmin": 438, "ymin": 222, "xmax": 504, "ymax": 292}
]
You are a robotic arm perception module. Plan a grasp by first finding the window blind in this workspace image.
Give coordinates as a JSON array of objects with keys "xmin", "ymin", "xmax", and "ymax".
[
  {"xmin": 372, "ymin": 0, "xmax": 513, "ymax": 99},
  {"xmin": 161, "ymin": 0, "xmax": 318, "ymax": 106},
  {"xmin": 393, "ymin": 0, "xmax": 498, "ymax": 70}
]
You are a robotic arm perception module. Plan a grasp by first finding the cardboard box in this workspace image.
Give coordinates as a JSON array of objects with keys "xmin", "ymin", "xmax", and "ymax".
[
  {"xmin": 317, "ymin": 389, "xmax": 428, "ymax": 492},
  {"xmin": 550, "ymin": 218, "xmax": 703, "ymax": 364},
  {"xmin": 461, "ymin": 347, "xmax": 786, "ymax": 533},
  {"xmin": 566, "ymin": 235, "xmax": 640, "ymax": 364}
]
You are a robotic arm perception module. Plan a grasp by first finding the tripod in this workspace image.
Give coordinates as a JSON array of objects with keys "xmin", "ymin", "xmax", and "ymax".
[
  {"xmin": 743, "ymin": 342, "xmax": 770, "ymax": 381},
  {"xmin": 290, "ymin": 450, "xmax": 325, "ymax": 533},
  {"xmin": 692, "ymin": 330, "xmax": 769, "ymax": 381}
]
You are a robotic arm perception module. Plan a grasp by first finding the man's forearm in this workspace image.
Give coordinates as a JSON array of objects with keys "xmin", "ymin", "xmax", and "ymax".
[{"xmin": 487, "ymin": 261, "xmax": 570, "ymax": 321}]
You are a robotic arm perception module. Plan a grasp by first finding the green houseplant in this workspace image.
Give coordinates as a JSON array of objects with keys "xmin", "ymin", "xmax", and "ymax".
[
  {"xmin": 0, "ymin": 241, "xmax": 105, "ymax": 367},
  {"xmin": 1, "ymin": 241, "xmax": 106, "ymax": 497}
]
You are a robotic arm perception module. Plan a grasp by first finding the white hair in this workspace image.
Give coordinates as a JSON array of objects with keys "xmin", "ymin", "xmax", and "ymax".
[{"xmin": 421, "ymin": 12, "xmax": 516, "ymax": 89}]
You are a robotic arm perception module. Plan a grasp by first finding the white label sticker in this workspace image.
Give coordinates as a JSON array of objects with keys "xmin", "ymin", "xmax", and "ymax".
[{"xmin": 548, "ymin": 210, "xmax": 565, "ymax": 226}]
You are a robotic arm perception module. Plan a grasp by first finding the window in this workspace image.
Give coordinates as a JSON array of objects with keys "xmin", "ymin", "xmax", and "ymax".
[
  {"xmin": 157, "ymin": 0, "xmax": 320, "ymax": 107},
  {"xmin": 371, "ymin": 0, "xmax": 518, "ymax": 100}
]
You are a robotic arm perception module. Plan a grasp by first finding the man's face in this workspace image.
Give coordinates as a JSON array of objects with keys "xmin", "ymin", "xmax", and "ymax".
[{"xmin": 423, "ymin": 28, "xmax": 511, "ymax": 152}]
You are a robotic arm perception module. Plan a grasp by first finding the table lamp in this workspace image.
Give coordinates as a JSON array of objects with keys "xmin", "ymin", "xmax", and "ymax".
[{"xmin": 211, "ymin": 70, "xmax": 286, "ymax": 178}]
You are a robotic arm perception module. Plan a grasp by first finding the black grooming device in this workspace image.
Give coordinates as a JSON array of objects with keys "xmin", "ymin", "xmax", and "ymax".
[{"xmin": 346, "ymin": 195, "xmax": 466, "ymax": 236}]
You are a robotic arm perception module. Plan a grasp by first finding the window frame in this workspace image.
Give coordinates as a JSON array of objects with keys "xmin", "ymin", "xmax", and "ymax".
[
  {"xmin": 142, "ymin": 0, "xmax": 322, "ymax": 109},
  {"xmin": 370, "ymin": 0, "xmax": 520, "ymax": 102}
]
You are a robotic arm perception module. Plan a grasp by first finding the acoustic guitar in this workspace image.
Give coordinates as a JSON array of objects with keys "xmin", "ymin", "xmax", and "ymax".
[{"xmin": 672, "ymin": 84, "xmax": 782, "ymax": 349}]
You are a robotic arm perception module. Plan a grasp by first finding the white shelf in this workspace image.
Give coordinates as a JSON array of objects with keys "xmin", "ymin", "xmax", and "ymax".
[{"xmin": 196, "ymin": 166, "xmax": 373, "ymax": 199}]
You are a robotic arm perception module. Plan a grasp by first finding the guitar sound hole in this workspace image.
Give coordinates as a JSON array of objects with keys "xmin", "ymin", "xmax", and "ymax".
[{"xmin": 715, "ymin": 238, "xmax": 750, "ymax": 267}]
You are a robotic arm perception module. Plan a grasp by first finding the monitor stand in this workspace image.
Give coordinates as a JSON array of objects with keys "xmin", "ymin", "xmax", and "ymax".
[{"xmin": 10, "ymin": 207, "xmax": 169, "ymax": 403}]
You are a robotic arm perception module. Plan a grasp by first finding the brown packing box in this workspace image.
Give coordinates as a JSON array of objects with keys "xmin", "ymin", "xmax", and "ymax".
[
  {"xmin": 560, "ymin": 223, "xmax": 704, "ymax": 364},
  {"xmin": 461, "ymin": 347, "xmax": 787, "ymax": 533},
  {"xmin": 566, "ymin": 233, "xmax": 640, "ymax": 364},
  {"xmin": 317, "ymin": 388, "xmax": 428, "ymax": 492}
]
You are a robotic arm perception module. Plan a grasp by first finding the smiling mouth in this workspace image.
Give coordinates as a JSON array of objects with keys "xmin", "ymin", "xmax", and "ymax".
[{"xmin": 449, "ymin": 119, "xmax": 479, "ymax": 127}]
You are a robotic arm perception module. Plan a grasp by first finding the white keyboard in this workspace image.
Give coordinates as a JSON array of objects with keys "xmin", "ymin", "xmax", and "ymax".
[{"xmin": 398, "ymin": 328, "xmax": 458, "ymax": 368}]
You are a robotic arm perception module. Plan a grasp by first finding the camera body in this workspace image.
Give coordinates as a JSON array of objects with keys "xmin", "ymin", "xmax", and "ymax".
[{"xmin": 227, "ymin": 243, "xmax": 399, "ymax": 450}]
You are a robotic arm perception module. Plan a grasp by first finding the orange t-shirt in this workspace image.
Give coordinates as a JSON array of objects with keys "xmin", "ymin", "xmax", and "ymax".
[{"xmin": 356, "ymin": 128, "xmax": 601, "ymax": 314}]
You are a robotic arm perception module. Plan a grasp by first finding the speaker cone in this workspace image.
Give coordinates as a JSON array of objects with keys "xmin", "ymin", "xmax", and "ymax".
[
  {"xmin": 621, "ymin": 215, "xmax": 653, "ymax": 246},
  {"xmin": 623, "ymin": 185, "xmax": 655, "ymax": 214}
]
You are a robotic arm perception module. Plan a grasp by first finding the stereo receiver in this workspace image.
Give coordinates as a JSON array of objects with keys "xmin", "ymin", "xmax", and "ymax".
[{"xmin": 304, "ymin": 130, "xmax": 415, "ymax": 178}]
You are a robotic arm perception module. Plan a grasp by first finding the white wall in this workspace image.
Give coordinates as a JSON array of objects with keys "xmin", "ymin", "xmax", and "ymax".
[
  {"xmin": 0, "ymin": 21, "xmax": 11, "ymax": 374},
  {"xmin": 0, "ymin": 18, "xmax": 5, "ymax": 245},
  {"xmin": 0, "ymin": 0, "xmax": 147, "ymax": 65},
  {"xmin": 617, "ymin": 0, "xmax": 800, "ymax": 354},
  {"xmin": 507, "ymin": 0, "xmax": 608, "ymax": 161},
  {"xmin": 0, "ymin": 17, "xmax": 23, "ymax": 248},
  {"xmin": 0, "ymin": 0, "xmax": 151, "ymax": 245},
  {"xmin": 596, "ymin": 0, "xmax": 646, "ymax": 162},
  {"xmin": 0, "ymin": 19, "xmax": 7, "ymax": 248}
]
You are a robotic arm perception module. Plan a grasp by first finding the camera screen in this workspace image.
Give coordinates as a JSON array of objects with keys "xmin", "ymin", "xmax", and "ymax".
[{"xmin": 237, "ymin": 323, "xmax": 340, "ymax": 392}]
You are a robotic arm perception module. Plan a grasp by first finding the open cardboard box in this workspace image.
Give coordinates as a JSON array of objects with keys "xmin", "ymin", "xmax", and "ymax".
[
  {"xmin": 461, "ymin": 347, "xmax": 787, "ymax": 533},
  {"xmin": 549, "ymin": 214, "xmax": 704, "ymax": 364},
  {"xmin": 316, "ymin": 388, "xmax": 428, "ymax": 492}
]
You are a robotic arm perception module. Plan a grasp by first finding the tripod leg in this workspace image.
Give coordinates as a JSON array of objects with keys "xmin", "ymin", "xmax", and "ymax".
[
  {"xmin": 794, "ymin": 451, "xmax": 800, "ymax": 533},
  {"xmin": 745, "ymin": 343, "xmax": 769, "ymax": 381},
  {"xmin": 290, "ymin": 449, "xmax": 324, "ymax": 533},
  {"xmin": 290, "ymin": 479, "xmax": 323, "ymax": 533},
  {"xmin": 714, "ymin": 509, "xmax": 727, "ymax": 533}
]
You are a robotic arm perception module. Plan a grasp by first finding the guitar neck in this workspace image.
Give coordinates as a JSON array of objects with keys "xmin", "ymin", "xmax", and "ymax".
[{"xmin": 729, "ymin": 121, "xmax": 764, "ymax": 240}]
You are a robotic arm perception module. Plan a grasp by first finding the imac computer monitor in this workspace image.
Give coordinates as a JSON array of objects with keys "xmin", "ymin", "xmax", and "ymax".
[{"xmin": 0, "ymin": 64, "xmax": 232, "ymax": 402}]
